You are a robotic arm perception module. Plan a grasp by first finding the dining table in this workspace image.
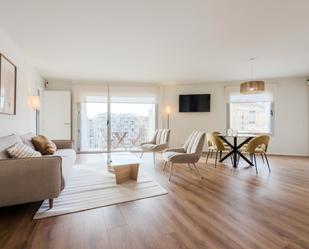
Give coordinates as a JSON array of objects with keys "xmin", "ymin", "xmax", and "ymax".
[{"xmin": 218, "ymin": 134, "xmax": 256, "ymax": 168}]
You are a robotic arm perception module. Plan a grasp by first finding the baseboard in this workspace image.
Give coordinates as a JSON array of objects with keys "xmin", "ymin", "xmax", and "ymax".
[
  {"xmin": 267, "ymin": 153, "xmax": 309, "ymax": 158},
  {"xmin": 201, "ymin": 150, "xmax": 309, "ymax": 158}
]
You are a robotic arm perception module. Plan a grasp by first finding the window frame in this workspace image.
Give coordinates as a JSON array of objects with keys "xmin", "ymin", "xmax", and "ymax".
[{"xmin": 227, "ymin": 101, "xmax": 275, "ymax": 135}]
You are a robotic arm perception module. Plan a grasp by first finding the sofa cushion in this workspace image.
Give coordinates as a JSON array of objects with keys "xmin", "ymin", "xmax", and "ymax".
[
  {"xmin": 54, "ymin": 149, "xmax": 76, "ymax": 161},
  {"xmin": 20, "ymin": 133, "xmax": 36, "ymax": 150},
  {"xmin": 0, "ymin": 134, "xmax": 23, "ymax": 159},
  {"xmin": 32, "ymin": 135, "xmax": 57, "ymax": 155},
  {"xmin": 141, "ymin": 143, "xmax": 156, "ymax": 150},
  {"xmin": 7, "ymin": 143, "xmax": 41, "ymax": 159},
  {"xmin": 53, "ymin": 149, "xmax": 76, "ymax": 188}
]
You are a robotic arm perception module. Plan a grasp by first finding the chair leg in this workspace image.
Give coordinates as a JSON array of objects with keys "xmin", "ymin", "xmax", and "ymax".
[
  {"xmin": 169, "ymin": 162, "xmax": 174, "ymax": 181},
  {"xmin": 140, "ymin": 151, "xmax": 144, "ymax": 158},
  {"xmin": 215, "ymin": 151, "xmax": 218, "ymax": 168},
  {"xmin": 192, "ymin": 163, "xmax": 202, "ymax": 179},
  {"xmin": 153, "ymin": 152, "xmax": 156, "ymax": 165},
  {"xmin": 237, "ymin": 153, "xmax": 240, "ymax": 166},
  {"xmin": 264, "ymin": 153, "xmax": 271, "ymax": 173},
  {"xmin": 205, "ymin": 150, "xmax": 210, "ymax": 165},
  {"xmin": 261, "ymin": 153, "xmax": 265, "ymax": 164},
  {"xmin": 162, "ymin": 161, "xmax": 167, "ymax": 171},
  {"xmin": 230, "ymin": 150, "xmax": 235, "ymax": 166},
  {"xmin": 250, "ymin": 154, "xmax": 254, "ymax": 167},
  {"xmin": 187, "ymin": 163, "xmax": 192, "ymax": 171},
  {"xmin": 49, "ymin": 198, "xmax": 54, "ymax": 209},
  {"xmin": 210, "ymin": 150, "xmax": 213, "ymax": 159},
  {"xmin": 253, "ymin": 154, "xmax": 258, "ymax": 174},
  {"xmin": 219, "ymin": 151, "xmax": 222, "ymax": 160}
]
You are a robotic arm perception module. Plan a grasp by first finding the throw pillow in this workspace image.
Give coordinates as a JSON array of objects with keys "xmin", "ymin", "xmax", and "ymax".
[
  {"xmin": 0, "ymin": 134, "xmax": 23, "ymax": 159},
  {"xmin": 32, "ymin": 135, "xmax": 57, "ymax": 155},
  {"xmin": 20, "ymin": 133, "xmax": 36, "ymax": 149},
  {"xmin": 7, "ymin": 143, "xmax": 41, "ymax": 159}
]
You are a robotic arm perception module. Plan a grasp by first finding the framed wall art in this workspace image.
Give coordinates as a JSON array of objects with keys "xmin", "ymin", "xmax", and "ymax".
[{"xmin": 0, "ymin": 53, "xmax": 17, "ymax": 115}]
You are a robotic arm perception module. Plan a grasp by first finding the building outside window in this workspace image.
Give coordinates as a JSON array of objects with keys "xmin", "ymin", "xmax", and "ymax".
[
  {"xmin": 229, "ymin": 101, "xmax": 273, "ymax": 134},
  {"xmin": 226, "ymin": 85, "xmax": 275, "ymax": 134}
]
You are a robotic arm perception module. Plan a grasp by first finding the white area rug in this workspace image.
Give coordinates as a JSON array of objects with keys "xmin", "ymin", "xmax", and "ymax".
[{"xmin": 34, "ymin": 165, "xmax": 168, "ymax": 219}]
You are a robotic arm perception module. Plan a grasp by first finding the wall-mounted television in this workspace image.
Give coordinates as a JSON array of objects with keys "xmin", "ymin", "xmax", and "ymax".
[{"xmin": 179, "ymin": 94, "xmax": 211, "ymax": 112}]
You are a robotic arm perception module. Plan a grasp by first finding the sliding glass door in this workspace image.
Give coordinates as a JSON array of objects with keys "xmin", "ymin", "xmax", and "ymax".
[
  {"xmin": 77, "ymin": 85, "xmax": 156, "ymax": 152},
  {"xmin": 79, "ymin": 102, "xmax": 108, "ymax": 152},
  {"xmin": 110, "ymin": 102, "xmax": 156, "ymax": 151}
]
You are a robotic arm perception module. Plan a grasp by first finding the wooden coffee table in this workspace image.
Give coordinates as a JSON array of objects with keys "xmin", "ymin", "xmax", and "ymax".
[{"xmin": 104, "ymin": 152, "xmax": 143, "ymax": 184}]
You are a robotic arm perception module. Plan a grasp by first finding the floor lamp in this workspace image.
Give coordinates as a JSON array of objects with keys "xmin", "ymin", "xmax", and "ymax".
[
  {"xmin": 166, "ymin": 106, "xmax": 171, "ymax": 129},
  {"xmin": 30, "ymin": 95, "xmax": 40, "ymax": 135}
]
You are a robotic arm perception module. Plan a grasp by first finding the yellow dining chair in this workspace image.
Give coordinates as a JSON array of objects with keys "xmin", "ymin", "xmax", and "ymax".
[
  {"xmin": 205, "ymin": 133, "xmax": 216, "ymax": 164},
  {"xmin": 207, "ymin": 133, "xmax": 232, "ymax": 167},
  {"xmin": 241, "ymin": 135, "xmax": 271, "ymax": 174}
]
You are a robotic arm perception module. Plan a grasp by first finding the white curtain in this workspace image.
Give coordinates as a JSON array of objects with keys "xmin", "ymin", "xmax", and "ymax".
[
  {"xmin": 224, "ymin": 83, "xmax": 277, "ymax": 103},
  {"xmin": 110, "ymin": 85, "xmax": 158, "ymax": 104},
  {"xmin": 73, "ymin": 84, "xmax": 159, "ymax": 104},
  {"xmin": 73, "ymin": 84, "xmax": 109, "ymax": 103}
]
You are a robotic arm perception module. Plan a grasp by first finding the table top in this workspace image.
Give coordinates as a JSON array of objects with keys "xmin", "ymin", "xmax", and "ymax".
[
  {"xmin": 219, "ymin": 134, "xmax": 257, "ymax": 138},
  {"xmin": 104, "ymin": 152, "xmax": 143, "ymax": 167}
]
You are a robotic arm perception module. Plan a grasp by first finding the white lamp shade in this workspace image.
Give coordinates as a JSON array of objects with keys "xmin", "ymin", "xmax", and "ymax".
[
  {"xmin": 166, "ymin": 105, "xmax": 171, "ymax": 115},
  {"xmin": 30, "ymin": 95, "xmax": 40, "ymax": 110}
]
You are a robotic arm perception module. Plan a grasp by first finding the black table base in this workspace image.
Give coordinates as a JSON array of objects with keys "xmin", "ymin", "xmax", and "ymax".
[{"xmin": 219, "ymin": 136, "xmax": 254, "ymax": 168}]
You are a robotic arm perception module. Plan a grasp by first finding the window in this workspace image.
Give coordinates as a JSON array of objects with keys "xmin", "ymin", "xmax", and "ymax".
[
  {"xmin": 229, "ymin": 101, "xmax": 273, "ymax": 134},
  {"xmin": 225, "ymin": 85, "xmax": 275, "ymax": 134}
]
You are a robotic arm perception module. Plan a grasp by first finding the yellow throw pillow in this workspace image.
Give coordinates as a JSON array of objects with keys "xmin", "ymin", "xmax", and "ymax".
[{"xmin": 32, "ymin": 135, "xmax": 57, "ymax": 155}]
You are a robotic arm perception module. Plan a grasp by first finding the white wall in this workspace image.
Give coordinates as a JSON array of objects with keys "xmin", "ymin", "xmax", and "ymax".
[
  {"xmin": 0, "ymin": 28, "xmax": 44, "ymax": 136},
  {"xmin": 47, "ymin": 78, "xmax": 309, "ymax": 156},
  {"xmin": 159, "ymin": 78, "xmax": 309, "ymax": 156}
]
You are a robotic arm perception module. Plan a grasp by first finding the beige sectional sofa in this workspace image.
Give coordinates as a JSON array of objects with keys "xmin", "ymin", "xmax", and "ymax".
[{"xmin": 0, "ymin": 134, "xmax": 76, "ymax": 209}]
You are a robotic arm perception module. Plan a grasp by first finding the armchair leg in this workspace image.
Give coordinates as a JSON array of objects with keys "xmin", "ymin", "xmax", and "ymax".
[
  {"xmin": 169, "ymin": 162, "xmax": 174, "ymax": 181},
  {"xmin": 261, "ymin": 153, "xmax": 265, "ymax": 164},
  {"xmin": 49, "ymin": 198, "xmax": 54, "ymax": 209},
  {"xmin": 140, "ymin": 151, "xmax": 144, "ymax": 158},
  {"xmin": 192, "ymin": 163, "xmax": 203, "ymax": 179},
  {"xmin": 205, "ymin": 150, "xmax": 210, "ymax": 165},
  {"xmin": 162, "ymin": 161, "xmax": 167, "ymax": 171},
  {"xmin": 153, "ymin": 152, "xmax": 156, "ymax": 165},
  {"xmin": 187, "ymin": 163, "xmax": 193, "ymax": 171}
]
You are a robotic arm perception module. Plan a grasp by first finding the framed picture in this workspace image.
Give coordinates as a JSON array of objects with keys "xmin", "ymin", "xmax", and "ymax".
[{"xmin": 0, "ymin": 54, "xmax": 17, "ymax": 115}]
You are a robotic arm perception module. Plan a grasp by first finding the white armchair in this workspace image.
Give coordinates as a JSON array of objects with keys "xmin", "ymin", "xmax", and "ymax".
[
  {"xmin": 162, "ymin": 131, "xmax": 205, "ymax": 181},
  {"xmin": 140, "ymin": 129, "xmax": 171, "ymax": 164}
]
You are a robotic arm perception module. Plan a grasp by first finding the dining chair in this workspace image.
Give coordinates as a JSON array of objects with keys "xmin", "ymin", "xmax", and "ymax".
[
  {"xmin": 207, "ymin": 133, "xmax": 233, "ymax": 167},
  {"xmin": 205, "ymin": 133, "xmax": 216, "ymax": 164},
  {"xmin": 140, "ymin": 129, "xmax": 171, "ymax": 164},
  {"xmin": 162, "ymin": 131, "xmax": 205, "ymax": 181},
  {"xmin": 241, "ymin": 135, "xmax": 271, "ymax": 174}
]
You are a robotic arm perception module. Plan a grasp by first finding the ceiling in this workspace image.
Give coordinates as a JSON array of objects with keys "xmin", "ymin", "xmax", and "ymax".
[{"xmin": 0, "ymin": 0, "xmax": 309, "ymax": 83}]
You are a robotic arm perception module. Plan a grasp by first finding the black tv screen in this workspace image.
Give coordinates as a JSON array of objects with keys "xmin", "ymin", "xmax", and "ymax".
[{"xmin": 179, "ymin": 94, "xmax": 211, "ymax": 112}]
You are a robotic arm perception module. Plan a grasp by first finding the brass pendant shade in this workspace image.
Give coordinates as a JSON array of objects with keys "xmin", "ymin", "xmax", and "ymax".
[{"xmin": 240, "ymin": 81, "xmax": 265, "ymax": 94}]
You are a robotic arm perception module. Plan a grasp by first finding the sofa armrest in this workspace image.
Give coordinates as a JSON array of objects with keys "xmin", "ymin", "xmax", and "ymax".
[
  {"xmin": 52, "ymin": 140, "xmax": 74, "ymax": 149},
  {"xmin": 0, "ymin": 156, "xmax": 62, "ymax": 207}
]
